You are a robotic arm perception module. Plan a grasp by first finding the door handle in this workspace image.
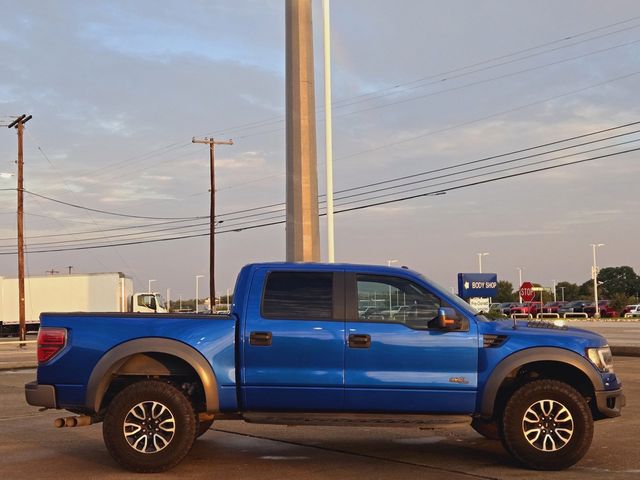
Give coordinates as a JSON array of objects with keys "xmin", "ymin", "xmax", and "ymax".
[
  {"xmin": 250, "ymin": 331, "xmax": 272, "ymax": 346},
  {"xmin": 348, "ymin": 334, "xmax": 371, "ymax": 348}
]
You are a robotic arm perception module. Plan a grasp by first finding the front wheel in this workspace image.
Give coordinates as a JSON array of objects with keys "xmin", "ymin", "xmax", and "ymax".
[
  {"xmin": 501, "ymin": 379, "xmax": 593, "ymax": 470},
  {"xmin": 103, "ymin": 380, "xmax": 197, "ymax": 472}
]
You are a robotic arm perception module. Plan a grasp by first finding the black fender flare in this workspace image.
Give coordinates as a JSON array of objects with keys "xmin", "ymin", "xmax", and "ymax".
[
  {"xmin": 86, "ymin": 338, "xmax": 219, "ymax": 413},
  {"xmin": 479, "ymin": 347, "xmax": 603, "ymax": 418}
]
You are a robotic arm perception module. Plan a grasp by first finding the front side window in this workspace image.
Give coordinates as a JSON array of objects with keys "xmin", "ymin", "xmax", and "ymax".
[
  {"xmin": 356, "ymin": 275, "xmax": 440, "ymax": 329},
  {"xmin": 262, "ymin": 271, "xmax": 333, "ymax": 320},
  {"xmin": 137, "ymin": 294, "xmax": 156, "ymax": 309}
]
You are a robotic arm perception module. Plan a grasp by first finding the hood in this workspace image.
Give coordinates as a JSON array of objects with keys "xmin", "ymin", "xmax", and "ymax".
[{"xmin": 479, "ymin": 319, "xmax": 608, "ymax": 352}]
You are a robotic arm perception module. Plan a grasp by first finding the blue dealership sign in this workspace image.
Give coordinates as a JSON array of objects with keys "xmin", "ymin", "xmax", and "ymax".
[{"xmin": 457, "ymin": 273, "xmax": 498, "ymax": 299}]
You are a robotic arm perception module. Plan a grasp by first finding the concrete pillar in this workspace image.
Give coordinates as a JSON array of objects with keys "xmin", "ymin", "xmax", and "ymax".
[{"xmin": 285, "ymin": 0, "xmax": 321, "ymax": 262}]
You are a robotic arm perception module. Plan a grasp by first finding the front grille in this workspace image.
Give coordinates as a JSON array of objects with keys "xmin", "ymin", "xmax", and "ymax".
[{"xmin": 483, "ymin": 334, "xmax": 508, "ymax": 348}]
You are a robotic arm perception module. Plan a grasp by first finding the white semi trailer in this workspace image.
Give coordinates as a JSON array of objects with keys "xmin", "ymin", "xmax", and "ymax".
[{"xmin": 0, "ymin": 272, "xmax": 166, "ymax": 334}]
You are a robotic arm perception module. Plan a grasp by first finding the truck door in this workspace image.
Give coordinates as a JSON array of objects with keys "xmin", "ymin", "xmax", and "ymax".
[
  {"xmin": 242, "ymin": 269, "xmax": 345, "ymax": 411},
  {"xmin": 344, "ymin": 273, "xmax": 478, "ymax": 413}
]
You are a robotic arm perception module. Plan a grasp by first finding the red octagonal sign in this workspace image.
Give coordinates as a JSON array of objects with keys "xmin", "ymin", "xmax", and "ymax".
[{"xmin": 520, "ymin": 282, "xmax": 535, "ymax": 302}]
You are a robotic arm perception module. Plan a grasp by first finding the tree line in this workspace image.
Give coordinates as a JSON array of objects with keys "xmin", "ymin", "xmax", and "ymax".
[{"xmin": 494, "ymin": 266, "xmax": 640, "ymax": 311}]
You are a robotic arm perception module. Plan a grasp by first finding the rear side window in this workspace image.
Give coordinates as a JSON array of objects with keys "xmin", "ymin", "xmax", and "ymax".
[{"xmin": 262, "ymin": 271, "xmax": 333, "ymax": 319}]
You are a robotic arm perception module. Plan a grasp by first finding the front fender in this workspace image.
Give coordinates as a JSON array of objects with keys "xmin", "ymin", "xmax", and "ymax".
[
  {"xmin": 479, "ymin": 347, "xmax": 603, "ymax": 418},
  {"xmin": 86, "ymin": 338, "xmax": 219, "ymax": 413}
]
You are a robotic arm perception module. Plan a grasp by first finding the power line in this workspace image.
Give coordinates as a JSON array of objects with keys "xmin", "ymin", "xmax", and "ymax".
[
  {"xmin": 2, "ymin": 145, "xmax": 636, "ymax": 255},
  {"xmin": 188, "ymin": 67, "xmax": 640, "ymax": 200},
  {"xmin": 22, "ymin": 190, "xmax": 208, "ymax": 220},
  {"xmin": 7, "ymin": 120, "xmax": 638, "ymax": 243},
  {"xmin": 335, "ymin": 69, "xmax": 640, "ymax": 162},
  {"xmin": 205, "ymin": 16, "xmax": 640, "ymax": 138},
  {"xmin": 0, "ymin": 217, "xmax": 209, "ymax": 241},
  {"xmin": 57, "ymin": 15, "xmax": 640, "ymax": 183},
  {"xmin": 334, "ymin": 146, "xmax": 640, "ymax": 214},
  {"xmin": 331, "ymin": 129, "xmax": 640, "ymax": 202}
]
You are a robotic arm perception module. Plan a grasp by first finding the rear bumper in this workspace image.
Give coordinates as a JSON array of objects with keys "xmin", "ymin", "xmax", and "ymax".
[
  {"xmin": 25, "ymin": 381, "xmax": 57, "ymax": 409},
  {"xmin": 595, "ymin": 388, "xmax": 625, "ymax": 418}
]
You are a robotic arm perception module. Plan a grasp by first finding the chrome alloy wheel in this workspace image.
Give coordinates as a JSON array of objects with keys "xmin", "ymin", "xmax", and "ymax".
[
  {"xmin": 123, "ymin": 401, "xmax": 176, "ymax": 454},
  {"xmin": 522, "ymin": 399, "xmax": 574, "ymax": 452}
]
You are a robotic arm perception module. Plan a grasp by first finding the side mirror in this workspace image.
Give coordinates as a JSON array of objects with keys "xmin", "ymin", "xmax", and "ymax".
[{"xmin": 437, "ymin": 307, "xmax": 462, "ymax": 330}]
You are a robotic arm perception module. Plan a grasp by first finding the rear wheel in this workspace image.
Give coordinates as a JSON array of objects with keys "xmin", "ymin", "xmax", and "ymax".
[
  {"xmin": 501, "ymin": 379, "xmax": 593, "ymax": 470},
  {"xmin": 103, "ymin": 380, "xmax": 196, "ymax": 472}
]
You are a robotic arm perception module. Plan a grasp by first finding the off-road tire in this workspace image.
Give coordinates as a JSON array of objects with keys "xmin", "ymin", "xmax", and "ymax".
[
  {"xmin": 196, "ymin": 419, "xmax": 214, "ymax": 438},
  {"xmin": 103, "ymin": 380, "xmax": 197, "ymax": 473},
  {"xmin": 501, "ymin": 379, "xmax": 593, "ymax": 470}
]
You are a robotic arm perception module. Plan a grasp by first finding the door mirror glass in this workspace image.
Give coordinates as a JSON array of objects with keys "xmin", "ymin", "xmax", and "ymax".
[{"xmin": 437, "ymin": 307, "xmax": 463, "ymax": 330}]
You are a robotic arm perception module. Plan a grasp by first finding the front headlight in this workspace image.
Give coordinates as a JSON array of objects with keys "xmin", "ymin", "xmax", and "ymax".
[{"xmin": 586, "ymin": 346, "xmax": 614, "ymax": 372}]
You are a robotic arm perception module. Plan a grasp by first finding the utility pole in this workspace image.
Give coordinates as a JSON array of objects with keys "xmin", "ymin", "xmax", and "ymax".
[
  {"xmin": 192, "ymin": 137, "xmax": 233, "ymax": 305},
  {"xmin": 7, "ymin": 114, "xmax": 32, "ymax": 343},
  {"xmin": 285, "ymin": 0, "xmax": 321, "ymax": 262}
]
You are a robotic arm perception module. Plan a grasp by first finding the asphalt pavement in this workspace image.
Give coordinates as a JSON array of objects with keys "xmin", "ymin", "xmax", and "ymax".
[{"xmin": 0, "ymin": 357, "xmax": 638, "ymax": 479}]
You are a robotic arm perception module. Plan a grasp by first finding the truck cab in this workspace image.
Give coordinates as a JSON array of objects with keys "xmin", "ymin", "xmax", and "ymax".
[{"xmin": 131, "ymin": 292, "xmax": 166, "ymax": 313}]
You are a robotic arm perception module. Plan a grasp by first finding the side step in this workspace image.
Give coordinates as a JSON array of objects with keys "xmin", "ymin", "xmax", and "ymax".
[{"xmin": 242, "ymin": 412, "xmax": 470, "ymax": 428}]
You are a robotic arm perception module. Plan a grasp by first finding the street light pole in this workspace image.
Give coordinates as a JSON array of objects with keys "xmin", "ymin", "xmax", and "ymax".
[
  {"xmin": 559, "ymin": 287, "xmax": 566, "ymax": 302},
  {"xmin": 195, "ymin": 275, "xmax": 204, "ymax": 313},
  {"xmin": 590, "ymin": 243, "xmax": 604, "ymax": 317},
  {"xmin": 323, "ymin": 0, "xmax": 335, "ymax": 263},
  {"xmin": 477, "ymin": 252, "xmax": 489, "ymax": 273},
  {"xmin": 517, "ymin": 267, "xmax": 523, "ymax": 302},
  {"xmin": 166, "ymin": 288, "xmax": 171, "ymax": 312},
  {"xmin": 552, "ymin": 280, "xmax": 557, "ymax": 302}
]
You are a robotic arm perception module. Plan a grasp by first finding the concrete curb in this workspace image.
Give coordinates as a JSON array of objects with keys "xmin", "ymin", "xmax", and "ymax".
[
  {"xmin": 611, "ymin": 346, "xmax": 640, "ymax": 357},
  {"xmin": 0, "ymin": 362, "xmax": 36, "ymax": 371}
]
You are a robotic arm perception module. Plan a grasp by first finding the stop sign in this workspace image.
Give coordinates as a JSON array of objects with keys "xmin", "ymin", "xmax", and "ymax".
[{"xmin": 520, "ymin": 282, "xmax": 535, "ymax": 302}]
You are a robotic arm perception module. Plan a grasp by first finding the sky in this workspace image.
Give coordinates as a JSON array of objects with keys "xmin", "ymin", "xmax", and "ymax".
[{"xmin": 1, "ymin": 0, "xmax": 639, "ymax": 301}]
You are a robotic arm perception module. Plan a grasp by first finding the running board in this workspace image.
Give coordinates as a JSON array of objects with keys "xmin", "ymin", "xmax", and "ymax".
[{"xmin": 241, "ymin": 412, "xmax": 470, "ymax": 428}]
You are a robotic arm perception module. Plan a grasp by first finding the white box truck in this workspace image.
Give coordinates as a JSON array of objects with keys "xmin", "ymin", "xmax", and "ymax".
[{"xmin": 0, "ymin": 272, "xmax": 166, "ymax": 334}]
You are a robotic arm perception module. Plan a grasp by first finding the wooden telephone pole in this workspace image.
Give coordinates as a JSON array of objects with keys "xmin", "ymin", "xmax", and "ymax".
[
  {"xmin": 192, "ymin": 136, "xmax": 233, "ymax": 309},
  {"xmin": 7, "ymin": 114, "xmax": 32, "ymax": 342}
]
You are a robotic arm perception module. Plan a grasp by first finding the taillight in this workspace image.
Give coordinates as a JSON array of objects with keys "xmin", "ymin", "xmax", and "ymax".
[{"xmin": 37, "ymin": 327, "xmax": 67, "ymax": 363}]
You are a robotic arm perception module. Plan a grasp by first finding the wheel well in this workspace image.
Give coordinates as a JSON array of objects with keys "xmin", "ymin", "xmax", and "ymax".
[
  {"xmin": 99, "ymin": 353, "xmax": 207, "ymax": 414},
  {"xmin": 492, "ymin": 360, "xmax": 596, "ymax": 420}
]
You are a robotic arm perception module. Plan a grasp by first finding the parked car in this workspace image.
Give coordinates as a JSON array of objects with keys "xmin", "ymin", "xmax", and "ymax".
[
  {"xmin": 622, "ymin": 304, "xmax": 640, "ymax": 318},
  {"xmin": 583, "ymin": 301, "xmax": 618, "ymax": 318},
  {"xmin": 558, "ymin": 301, "xmax": 591, "ymax": 315},
  {"xmin": 542, "ymin": 301, "xmax": 568, "ymax": 313},
  {"xmin": 509, "ymin": 302, "xmax": 542, "ymax": 316},
  {"xmin": 499, "ymin": 302, "xmax": 520, "ymax": 315},
  {"xmin": 509, "ymin": 303, "xmax": 531, "ymax": 315},
  {"xmin": 360, "ymin": 306, "xmax": 386, "ymax": 320}
]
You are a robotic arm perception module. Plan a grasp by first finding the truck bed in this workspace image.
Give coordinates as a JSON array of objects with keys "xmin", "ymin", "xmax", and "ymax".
[{"xmin": 38, "ymin": 312, "xmax": 238, "ymax": 410}]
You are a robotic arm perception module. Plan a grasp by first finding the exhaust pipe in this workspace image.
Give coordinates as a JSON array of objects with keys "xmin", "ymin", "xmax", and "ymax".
[{"xmin": 54, "ymin": 415, "xmax": 96, "ymax": 428}]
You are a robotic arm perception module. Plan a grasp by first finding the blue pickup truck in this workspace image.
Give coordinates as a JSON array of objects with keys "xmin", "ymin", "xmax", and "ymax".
[{"xmin": 25, "ymin": 262, "xmax": 624, "ymax": 472}]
